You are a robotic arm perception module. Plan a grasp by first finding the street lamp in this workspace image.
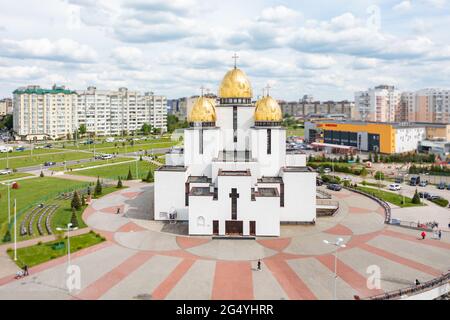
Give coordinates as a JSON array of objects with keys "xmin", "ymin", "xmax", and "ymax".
[
  {"xmin": 323, "ymin": 237, "xmax": 346, "ymax": 300},
  {"xmin": 1, "ymin": 181, "xmax": 13, "ymax": 224},
  {"xmin": 56, "ymin": 223, "xmax": 78, "ymax": 267}
]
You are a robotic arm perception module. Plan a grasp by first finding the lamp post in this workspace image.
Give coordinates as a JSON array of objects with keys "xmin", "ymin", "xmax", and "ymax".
[
  {"xmin": 56, "ymin": 223, "xmax": 78, "ymax": 267},
  {"xmin": 323, "ymin": 237, "xmax": 346, "ymax": 300},
  {"xmin": 13, "ymin": 198, "xmax": 17, "ymax": 261},
  {"xmin": 1, "ymin": 181, "xmax": 12, "ymax": 224}
]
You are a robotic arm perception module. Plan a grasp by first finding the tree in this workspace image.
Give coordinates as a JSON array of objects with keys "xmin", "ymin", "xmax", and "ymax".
[
  {"xmin": 360, "ymin": 167, "xmax": 368, "ymax": 177},
  {"xmin": 356, "ymin": 155, "xmax": 360, "ymax": 163},
  {"xmin": 141, "ymin": 123, "xmax": 152, "ymax": 135},
  {"xmin": 78, "ymin": 124, "xmax": 87, "ymax": 136},
  {"xmin": 143, "ymin": 169, "xmax": 153, "ymax": 182},
  {"xmin": 374, "ymin": 171, "xmax": 384, "ymax": 180},
  {"xmin": 40, "ymin": 171, "xmax": 44, "ymax": 177},
  {"xmin": 412, "ymin": 189, "xmax": 421, "ymax": 204},
  {"xmin": 2, "ymin": 229, "xmax": 11, "ymax": 243},
  {"xmin": 81, "ymin": 194, "xmax": 86, "ymax": 206},
  {"xmin": 117, "ymin": 177, "xmax": 123, "ymax": 188},
  {"xmin": 71, "ymin": 191, "xmax": 82, "ymax": 210},
  {"xmin": 70, "ymin": 208, "xmax": 79, "ymax": 228},
  {"xmin": 94, "ymin": 177, "xmax": 102, "ymax": 196},
  {"xmin": 126, "ymin": 168, "xmax": 133, "ymax": 180}
]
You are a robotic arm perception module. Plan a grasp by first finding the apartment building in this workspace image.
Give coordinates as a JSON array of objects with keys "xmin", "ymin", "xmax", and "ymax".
[
  {"xmin": 13, "ymin": 85, "xmax": 78, "ymax": 140},
  {"xmin": 13, "ymin": 85, "xmax": 167, "ymax": 140},
  {"xmin": 76, "ymin": 87, "xmax": 167, "ymax": 136},
  {"xmin": 0, "ymin": 98, "xmax": 13, "ymax": 116},
  {"xmin": 402, "ymin": 89, "xmax": 450, "ymax": 124},
  {"xmin": 279, "ymin": 99, "xmax": 357, "ymax": 120},
  {"xmin": 168, "ymin": 94, "xmax": 218, "ymax": 120},
  {"xmin": 355, "ymin": 85, "xmax": 401, "ymax": 122}
]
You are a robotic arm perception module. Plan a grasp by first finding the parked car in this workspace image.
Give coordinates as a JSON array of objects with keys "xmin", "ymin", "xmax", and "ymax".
[
  {"xmin": 447, "ymin": 184, "xmax": 450, "ymax": 190},
  {"xmin": 0, "ymin": 146, "xmax": 13, "ymax": 153},
  {"xmin": 323, "ymin": 167, "xmax": 331, "ymax": 174},
  {"xmin": 43, "ymin": 144, "xmax": 53, "ymax": 149},
  {"xmin": 410, "ymin": 176, "xmax": 420, "ymax": 186},
  {"xmin": 426, "ymin": 194, "xmax": 440, "ymax": 201},
  {"xmin": 15, "ymin": 147, "xmax": 25, "ymax": 152},
  {"xmin": 327, "ymin": 184, "xmax": 342, "ymax": 191},
  {"xmin": 0, "ymin": 169, "xmax": 12, "ymax": 175},
  {"xmin": 418, "ymin": 192, "xmax": 430, "ymax": 199},
  {"xmin": 418, "ymin": 181, "xmax": 428, "ymax": 187},
  {"xmin": 342, "ymin": 176, "xmax": 351, "ymax": 182},
  {"xmin": 101, "ymin": 154, "xmax": 113, "ymax": 160},
  {"xmin": 388, "ymin": 184, "xmax": 401, "ymax": 191},
  {"xmin": 394, "ymin": 177, "xmax": 403, "ymax": 184},
  {"xmin": 316, "ymin": 178, "xmax": 323, "ymax": 186},
  {"xmin": 437, "ymin": 182, "xmax": 447, "ymax": 190},
  {"xmin": 44, "ymin": 161, "xmax": 56, "ymax": 166}
]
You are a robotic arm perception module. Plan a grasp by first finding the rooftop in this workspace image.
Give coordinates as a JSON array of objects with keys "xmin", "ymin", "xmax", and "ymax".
[
  {"xmin": 218, "ymin": 169, "xmax": 251, "ymax": 176},
  {"xmin": 282, "ymin": 166, "xmax": 313, "ymax": 173},
  {"xmin": 258, "ymin": 176, "xmax": 283, "ymax": 184},
  {"xmin": 187, "ymin": 176, "xmax": 212, "ymax": 183},
  {"xmin": 13, "ymin": 86, "xmax": 76, "ymax": 95},
  {"xmin": 253, "ymin": 187, "xmax": 279, "ymax": 197},
  {"xmin": 313, "ymin": 120, "xmax": 443, "ymax": 129},
  {"xmin": 189, "ymin": 187, "xmax": 214, "ymax": 196},
  {"xmin": 156, "ymin": 165, "xmax": 187, "ymax": 172}
]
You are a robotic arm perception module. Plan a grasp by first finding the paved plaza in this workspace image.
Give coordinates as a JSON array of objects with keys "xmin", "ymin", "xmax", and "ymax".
[{"xmin": 0, "ymin": 183, "xmax": 449, "ymax": 300}]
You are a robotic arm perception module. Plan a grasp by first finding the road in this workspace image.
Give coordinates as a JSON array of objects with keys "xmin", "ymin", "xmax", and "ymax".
[{"xmin": 15, "ymin": 147, "xmax": 171, "ymax": 173}]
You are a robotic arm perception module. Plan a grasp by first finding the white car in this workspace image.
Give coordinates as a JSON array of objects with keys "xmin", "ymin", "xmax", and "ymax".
[
  {"xmin": 0, "ymin": 146, "xmax": 13, "ymax": 153},
  {"xmin": 342, "ymin": 176, "xmax": 351, "ymax": 181},
  {"xmin": 323, "ymin": 168, "xmax": 331, "ymax": 173},
  {"xmin": 101, "ymin": 154, "xmax": 114, "ymax": 160},
  {"xmin": 0, "ymin": 169, "xmax": 12, "ymax": 175},
  {"xmin": 388, "ymin": 184, "xmax": 401, "ymax": 191}
]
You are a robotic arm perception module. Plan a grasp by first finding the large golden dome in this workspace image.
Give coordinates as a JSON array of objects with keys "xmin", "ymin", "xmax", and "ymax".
[
  {"xmin": 254, "ymin": 95, "xmax": 282, "ymax": 122},
  {"xmin": 188, "ymin": 96, "xmax": 217, "ymax": 123},
  {"xmin": 218, "ymin": 68, "xmax": 253, "ymax": 98}
]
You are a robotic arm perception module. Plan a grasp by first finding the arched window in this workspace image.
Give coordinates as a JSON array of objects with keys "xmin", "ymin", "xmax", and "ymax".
[{"xmin": 197, "ymin": 216, "xmax": 205, "ymax": 226}]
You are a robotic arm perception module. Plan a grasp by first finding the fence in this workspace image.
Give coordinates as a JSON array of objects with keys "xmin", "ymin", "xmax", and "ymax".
[
  {"xmin": 364, "ymin": 272, "xmax": 450, "ymax": 300},
  {"xmin": 344, "ymin": 186, "xmax": 391, "ymax": 223},
  {"xmin": 316, "ymin": 189, "xmax": 332, "ymax": 199}
]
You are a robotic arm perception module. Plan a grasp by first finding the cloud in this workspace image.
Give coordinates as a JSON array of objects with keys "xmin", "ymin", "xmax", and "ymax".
[
  {"xmin": 298, "ymin": 54, "xmax": 336, "ymax": 69},
  {"xmin": 0, "ymin": 66, "xmax": 45, "ymax": 80},
  {"xmin": 0, "ymin": 38, "xmax": 97, "ymax": 63},
  {"xmin": 351, "ymin": 57, "xmax": 379, "ymax": 70},
  {"xmin": 393, "ymin": 1, "xmax": 412, "ymax": 11},
  {"xmin": 258, "ymin": 5, "xmax": 301, "ymax": 23},
  {"xmin": 111, "ymin": 46, "xmax": 144, "ymax": 69}
]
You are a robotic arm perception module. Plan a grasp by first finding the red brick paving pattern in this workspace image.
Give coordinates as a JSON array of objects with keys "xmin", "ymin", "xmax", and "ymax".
[
  {"xmin": 121, "ymin": 191, "xmax": 142, "ymax": 199},
  {"xmin": 152, "ymin": 259, "xmax": 196, "ymax": 300},
  {"xmin": 100, "ymin": 205, "xmax": 125, "ymax": 214},
  {"xmin": 358, "ymin": 243, "xmax": 442, "ymax": 277},
  {"xmin": 176, "ymin": 236, "xmax": 211, "ymax": 249},
  {"xmin": 256, "ymin": 238, "xmax": 291, "ymax": 251},
  {"xmin": 381, "ymin": 229, "xmax": 450, "ymax": 250},
  {"xmin": 348, "ymin": 206, "xmax": 374, "ymax": 214},
  {"xmin": 264, "ymin": 258, "xmax": 317, "ymax": 300},
  {"xmin": 315, "ymin": 254, "xmax": 384, "ymax": 298},
  {"xmin": 324, "ymin": 224, "xmax": 353, "ymax": 236},
  {"xmin": 211, "ymin": 261, "xmax": 254, "ymax": 300},
  {"xmin": 117, "ymin": 222, "xmax": 147, "ymax": 233},
  {"xmin": 76, "ymin": 251, "xmax": 154, "ymax": 300}
]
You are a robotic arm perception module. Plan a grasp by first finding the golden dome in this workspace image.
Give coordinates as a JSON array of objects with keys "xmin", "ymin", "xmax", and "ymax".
[
  {"xmin": 188, "ymin": 96, "xmax": 217, "ymax": 123},
  {"xmin": 254, "ymin": 96, "xmax": 282, "ymax": 122},
  {"xmin": 218, "ymin": 68, "xmax": 253, "ymax": 98}
]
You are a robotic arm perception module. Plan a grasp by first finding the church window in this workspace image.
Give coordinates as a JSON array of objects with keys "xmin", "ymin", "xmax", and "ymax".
[
  {"xmin": 199, "ymin": 129, "xmax": 203, "ymax": 154},
  {"xmin": 267, "ymin": 129, "xmax": 272, "ymax": 154},
  {"xmin": 233, "ymin": 106, "xmax": 238, "ymax": 142}
]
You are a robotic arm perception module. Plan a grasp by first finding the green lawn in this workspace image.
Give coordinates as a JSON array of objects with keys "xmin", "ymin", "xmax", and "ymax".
[
  {"xmin": 0, "ymin": 172, "xmax": 33, "ymax": 182},
  {"xmin": 0, "ymin": 148, "xmax": 68, "ymax": 159},
  {"xmin": 51, "ymin": 157, "xmax": 135, "ymax": 171},
  {"xmin": 355, "ymin": 186, "xmax": 424, "ymax": 208},
  {"xmin": 0, "ymin": 177, "xmax": 90, "ymax": 241},
  {"xmin": 0, "ymin": 151, "xmax": 94, "ymax": 170},
  {"xmin": 7, "ymin": 231, "xmax": 105, "ymax": 268},
  {"xmin": 93, "ymin": 141, "xmax": 178, "ymax": 155},
  {"xmin": 69, "ymin": 160, "xmax": 160, "ymax": 180},
  {"xmin": 287, "ymin": 128, "xmax": 305, "ymax": 137}
]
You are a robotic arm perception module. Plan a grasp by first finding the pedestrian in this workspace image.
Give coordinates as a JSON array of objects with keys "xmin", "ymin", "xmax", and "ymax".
[
  {"xmin": 257, "ymin": 259, "xmax": 261, "ymax": 271},
  {"xmin": 117, "ymin": 207, "xmax": 120, "ymax": 215},
  {"xmin": 415, "ymin": 279, "xmax": 420, "ymax": 286},
  {"xmin": 438, "ymin": 230, "xmax": 442, "ymax": 240},
  {"xmin": 421, "ymin": 231, "xmax": 426, "ymax": 240},
  {"xmin": 23, "ymin": 265, "xmax": 29, "ymax": 276}
]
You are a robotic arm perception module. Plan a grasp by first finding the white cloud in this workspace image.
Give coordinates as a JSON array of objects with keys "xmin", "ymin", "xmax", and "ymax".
[
  {"xmin": 298, "ymin": 54, "xmax": 336, "ymax": 69},
  {"xmin": 393, "ymin": 1, "xmax": 412, "ymax": 11},
  {"xmin": 258, "ymin": 5, "xmax": 300, "ymax": 23},
  {"xmin": 0, "ymin": 66, "xmax": 45, "ymax": 80},
  {"xmin": 111, "ymin": 46, "xmax": 144, "ymax": 69},
  {"xmin": 0, "ymin": 38, "xmax": 97, "ymax": 63}
]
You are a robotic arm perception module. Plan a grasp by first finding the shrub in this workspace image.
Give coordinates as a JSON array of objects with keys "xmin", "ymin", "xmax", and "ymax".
[
  {"xmin": 431, "ymin": 197, "xmax": 449, "ymax": 207},
  {"xmin": 40, "ymin": 171, "xmax": 44, "ymax": 177},
  {"xmin": 81, "ymin": 194, "xmax": 86, "ymax": 206},
  {"xmin": 412, "ymin": 190, "xmax": 421, "ymax": 204},
  {"xmin": 37, "ymin": 241, "xmax": 42, "ymax": 245},
  {"xmin": 117, "ymin": 177, "xmax": 123, "ymax": 188},
  {"xmin": 126, "ymin": 168, "xmax": 133, "ymax": 180},
  {"xmin": 143, "ymin": 169, "xmax": 153, "ymax": 183},
  {"xmin": 94, "ymin": 177, "xmax": 102, "ymax": 196},
  {"xmin": 374, "ymin": 171, "xmax": 384, "ymax": 180},
  {"xmin": 70, "ymin": 208, "xmax": 79, "ymax": 228},
  {"xmin": 71, "ymin": 191, "xmax": 82, "ymax": 210},
  {"xmin": 2, "ymin": 230, "xmax": 11, "ymax": 243}
]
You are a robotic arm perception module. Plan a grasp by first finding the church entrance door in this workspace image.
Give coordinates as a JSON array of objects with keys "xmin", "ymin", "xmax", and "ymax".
[
  {"xmin": 225, "ymin": 220, "xmax": 243, "ymax": 235},
  {"xmin": 249, "ymin": 221, "xmax": 256, "ymax": 236},
  {"xmin": 213, "ymin": 220, "xmax": 219, "ymax": 235}
]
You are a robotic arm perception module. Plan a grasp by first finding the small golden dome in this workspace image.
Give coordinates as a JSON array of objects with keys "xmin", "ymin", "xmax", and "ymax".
[
  {"xmin": 254, "ymin": 96, "xmax": 282, "ymax": 122},
  {"xmin": 188, "ymin": 96, "xmax": 217, "ymax": 123},
  {"xmin": 218, "ymin": 68, "xmax": 253, "ymax": 98}
]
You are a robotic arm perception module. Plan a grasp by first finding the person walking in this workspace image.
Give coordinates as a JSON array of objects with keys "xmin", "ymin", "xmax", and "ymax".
[
  {"xmin": 438, "ymin": 230, "xmax": 442, "ymax": 240},
  {"xmin": 116, "ymin": 207, "xmax": 120, "ymax": 215},
  {"xmin": 23, "ymin": 265, "xmax": 29, "ymax": 276},
  {"xmin": 257, "ymin": 259, "xmax": 261, "ymax": 271},
  {"xmin": 421, "ymin": 231, "xmax": 426, "ymax": 240}
]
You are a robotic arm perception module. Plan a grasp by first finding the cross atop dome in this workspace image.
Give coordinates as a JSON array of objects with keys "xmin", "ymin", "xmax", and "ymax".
[
  {"xmin": 265, "ymin": 84, "xmax": 271, "ymax": 96},
  {"xmin": 232, "ymin": 53, "xmax": 239, "ymax": 69},
  {"xmin": 200, "ymin": 85, "xmax": 205, "ymax": 96}
]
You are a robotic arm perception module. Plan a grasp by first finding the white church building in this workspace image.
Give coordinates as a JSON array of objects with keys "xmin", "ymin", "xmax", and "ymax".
[{"xmin": 154, "ymin": 63, "xmax": 316, "ymax": 237}]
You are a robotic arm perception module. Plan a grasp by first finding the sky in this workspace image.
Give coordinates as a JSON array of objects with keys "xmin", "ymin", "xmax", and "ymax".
[{"xmin": 0, "ymin": 0, "xmax": 450, "ymax": 101}]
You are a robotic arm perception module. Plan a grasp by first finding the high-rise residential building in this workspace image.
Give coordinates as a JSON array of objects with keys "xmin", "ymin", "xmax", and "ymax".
[
  {"xmin": 13, "ymin": 85, "xmax": 167, "ymax": 140},
  {"xmin": 401, "ymin": 89, "xmax": 450, "ymax": 124},
  {"xmin": 13, "ymin": 85, "xmax": 78, "ymax": 140},
  {"xmin": 76, "ymin": 87, "xmax": 167, "ymax": 136},
  {"xmin": 279, "ymin": 99, "xmax": 357, "ymax": 120},
  {"xmin": 0, "ymin": 98, "xmax": 13, "ymax": 116},
  {"xmin": 355, "ymin": 85, "xmax": 401, "ymax": 122}
]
